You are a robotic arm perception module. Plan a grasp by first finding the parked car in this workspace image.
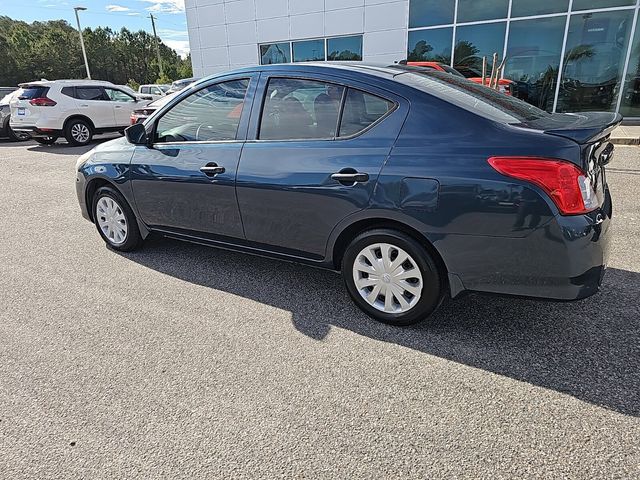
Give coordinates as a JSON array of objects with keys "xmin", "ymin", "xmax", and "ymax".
[
  {"xmin": 10, "ymin": 79, "xmax": 146, "ymax": 146},
  {"xmin": 166, "ymin": 77, "xmax": 199, "ymax": 94},
  {"xmin": 75, "ymin": 64, "xmax": 617, "ymax": 326},
  {"xmin": 404, "ymin": 61, "xmax": 516, "ymax": 96},
  {"xmin": 129, "ymin": 92, "xmax": 178, "ymax": 124},
  {"xmin": 137, "ymin": 84, "xmax": 169, "ymax": 101},
  {"xmin": 0, "ymin": 91, "xmax": 30, "ymax": 141},
  {"xmin": 0, "ymin": 86, "xmax": 17, "ymax": 98}
]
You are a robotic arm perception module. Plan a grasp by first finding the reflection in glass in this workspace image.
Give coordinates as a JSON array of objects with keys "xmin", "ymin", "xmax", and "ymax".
[
  {"xmin": 407, "ymin": 28, "xmax": 453, "ymax": 63},
  {"xmin": 619, "ymin": 19, "xmax": 640, "ymax": 116},
  {"xmin": 293, "ymin": 39, "xmax": 325, "ymax": 62},
  {"xmin": 505, "ymin": 17, "xmax": 566, "ymax": 111},
  {"xmin": 511, "ymin": 0, "xmax": 568, "ymax": 17},
  {"xmin": 457, "ymin": 0, "xmax": 508, "ymax": 23},
  {"xmin": 260, "ymin": 43, "xmax": 291, "ymax": 65},
  {"xmin": 409, "ymin": 0, "xmax": 455, "ymax": 28},
  {"xmin": 572, "ymin": 0, "xmax": 635, "ymax": 11},
  {"xmin": 454, "ymin": 22, "xmax": 506, "ymax": 72},
  {"xmin": 557, "ymin": 10, "xmax": 633, "ymax": 112},
  {"xmin": 327, "ymin": 36, "xmax": 363, "ymax": 61}
]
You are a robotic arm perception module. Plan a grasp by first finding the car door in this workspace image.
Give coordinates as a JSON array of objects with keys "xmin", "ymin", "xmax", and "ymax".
[
  {"xmin": 104, "ymin": 87, "xmax": 139, "ymax": 127},
  {"xmin": 129, "ymin": 74, "xmax": 257, "ymax": 239},
  {"xmin": 74, "ymin": 86, "xmax": 115, "ymax": 128},
  {"xmin": 235, "ymin": 74, "xmax": 406, "ymax": 259}
]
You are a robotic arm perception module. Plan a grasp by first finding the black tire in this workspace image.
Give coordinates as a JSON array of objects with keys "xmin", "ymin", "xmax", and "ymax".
[
  {"xmin": 33, "ymin": 136, "xmax": 58, "ymax": 145},
  {"xmin": 5, "ymin": 120, "xmax": 30, "ymax": 142},
  {"xmin": 341, "ymin": 229, "xmax": 442, "ymax": 326},
  {"xmin": 64, "ymin": 118, "xmax": 93, "ymax": 146},
  {"xmin": 92, "ymin": 186, "xmax": 143, "ymax": 252}
]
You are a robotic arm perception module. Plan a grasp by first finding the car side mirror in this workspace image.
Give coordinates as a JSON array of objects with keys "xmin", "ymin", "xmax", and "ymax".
[{"xmin": 125, "ymin": 123, "xmax": 149, "ymax": 146}]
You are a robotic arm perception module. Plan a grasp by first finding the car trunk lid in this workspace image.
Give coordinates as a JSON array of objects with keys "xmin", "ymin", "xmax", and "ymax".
[{"xmin": 10, "ymin": 84, "xmax": 51, "ymax": 126}]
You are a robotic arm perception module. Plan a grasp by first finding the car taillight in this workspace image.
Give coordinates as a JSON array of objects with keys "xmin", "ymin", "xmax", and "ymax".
[
  {"xmin": 488, "ymin": 157, "xmax": 598, "ymax": 215},
  {"xmin": 29, "ymin": 97, "xmax": 56, "ymax": 106}
]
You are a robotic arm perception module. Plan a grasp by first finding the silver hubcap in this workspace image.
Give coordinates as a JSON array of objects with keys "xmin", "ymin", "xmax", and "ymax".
[
  {"xmin": 352, "ymin": 242, "xmax": 423, "ymax": 313},
  {"xmin": 96, "ymin": 197, "xmax": 127, "ymax": 245},
  {"xmin": 71, "ymin": 123, "xmax": 90, "ymax": 143}
]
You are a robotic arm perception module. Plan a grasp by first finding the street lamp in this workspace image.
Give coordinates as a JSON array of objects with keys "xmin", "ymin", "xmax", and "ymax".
[{"xmin": 73, "ymin": 6, "xmax": 91, "ymax": 79}]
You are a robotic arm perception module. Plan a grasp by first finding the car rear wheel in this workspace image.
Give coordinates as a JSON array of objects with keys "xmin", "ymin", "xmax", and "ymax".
[
  {"xmin": 34, "ymin": 136, "xmax": 58, "ymax": 145},
  {"xmin": 342, "ymin": 229, "xmax": 442, "ymax": 326},
  {"xmin": 92, "ymin": 186, "xmax": 142, "ymax": 252},
  {"xmin": 65, "ymin": 119, "xmax": 93, "ymax": 146}
]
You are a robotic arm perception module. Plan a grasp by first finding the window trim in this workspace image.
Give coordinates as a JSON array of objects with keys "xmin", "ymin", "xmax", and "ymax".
[
  {"xmin": 254, "ymin": 75, "xmax": 399, "ymax": 143},
  {"xmin": 149, "ymin": 76, "xmax": 253, "ymax": 146}
]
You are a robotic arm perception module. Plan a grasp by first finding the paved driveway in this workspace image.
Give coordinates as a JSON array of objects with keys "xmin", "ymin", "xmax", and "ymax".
[{"xmin": 0, "ymin": 138, "xmax": 638, "ymax": 478}]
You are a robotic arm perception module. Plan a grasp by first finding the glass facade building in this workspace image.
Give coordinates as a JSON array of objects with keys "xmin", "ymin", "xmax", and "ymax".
[{"xmin": 408, "ymin": 0, "xmax": 640, "ymax": 116}]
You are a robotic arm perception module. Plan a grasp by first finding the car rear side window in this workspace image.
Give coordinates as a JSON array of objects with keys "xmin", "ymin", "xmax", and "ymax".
[
  {"xmin": 17, "ymin": 86, "xmax": 49, "ymax": 100},
  {"xmin": 339, "ymin": 89, "xmax": 395, "ymax": 137},
  {"xmin": 61, "ymin": 87, "xmax": 76, "ymax": 98},
  {"xmin": 154, "ymin": 78, "xmax": 249, "ymax": 143},
  {"xmin": 259, "ymin": 78, "xmax": 344, "ymax": 140},
  {"xmin": 76, "ymin": 87, "xmax": 106, "ymax": 101}
]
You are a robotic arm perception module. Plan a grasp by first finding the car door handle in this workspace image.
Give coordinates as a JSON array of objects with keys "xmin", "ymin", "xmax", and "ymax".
[
  {"xmin": 331, "ymin": 172, "xmax": 369, "ymax": 184},
  {"xmin": 114, "ymin": 105, "xmax": 122, "ymax": 109},
  {"xmin": 200, "ymin": 163, "xmax": 225, "ymax": 177}
]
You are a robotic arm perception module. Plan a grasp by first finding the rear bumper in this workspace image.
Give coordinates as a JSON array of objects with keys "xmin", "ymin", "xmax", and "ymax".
[
  {"xmin": 10, "ymin": 125, "xmax": 62, "ymax": 137},
  {"xmin": 442, "ymin": 189, "xmax": 612, "ymax": 301}
]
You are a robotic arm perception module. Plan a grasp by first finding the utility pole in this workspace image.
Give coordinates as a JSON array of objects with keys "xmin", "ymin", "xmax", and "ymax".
[
  {"xmin": 74, "ymin": 6, "xmax": 91, "ymax": 79},
  {"xmin": 149, "ymin": 14, "xmax": 164, "ymax": 78}
]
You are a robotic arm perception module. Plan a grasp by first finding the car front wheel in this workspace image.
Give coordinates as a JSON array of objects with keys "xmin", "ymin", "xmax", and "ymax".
[
  {"xmin": 342, "ymin": 229, "xmax": 442, "ymax": 326},
  {"xmin": 65, "ymin": 119, "xmax": 93, "ymax": 146},
  {"xmin": 92, "ymin": 186, "xmax": 142, "ymax": 252}
]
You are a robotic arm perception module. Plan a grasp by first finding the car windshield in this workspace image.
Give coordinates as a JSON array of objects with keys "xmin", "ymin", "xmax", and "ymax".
[
  {"xmin": 159, "ymin": 85, "xmax": 170, "ymax": 92},
  {"xmin": 394, "ymin": 70, "xmax": 549, "ymax": 123},
  {"xmin": 440, "ymin": 64, "xmax": 465, "ymax": 77},
  {"xmin": 0, "ymin": 92, "xmax": 15, "ymax": 104}
]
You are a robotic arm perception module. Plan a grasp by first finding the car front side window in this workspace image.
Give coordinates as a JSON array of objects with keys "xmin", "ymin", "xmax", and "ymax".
[
  {"xmin": 154, "ymin": 79, "xmax": 249, "ymax": 143},
  {"xmin": 105, "ymin": 88, "xmax": 135, "ymax": 102}
]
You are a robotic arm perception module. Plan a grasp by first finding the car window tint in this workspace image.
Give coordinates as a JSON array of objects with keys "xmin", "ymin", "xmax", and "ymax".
[
  {"xmin": 141, "ymin": 86, "xmax": 149, "ymax": 94},
  {"xmin": 76, "ymin": 87, "xmax": 106, "ymax": 101},
  {"xmin": 155, "ymin": 79, "xmax": 249, "ymax": 143},
  {"xmin": 106, "ymin": 88, "xmax": 135, "ymax": 102},
  {"xmin": 259, "ymin": 78, "xmax": 344, "ymax": 140},
  {"xmin": 17, "ymin": 86, "xmax": 49, "ymax": 99},
  {"xmin": 339, "ymin": 89, "xmax": 394, "ymax": 137},
  {"xmin": 61, "ymin": 87, "xmax": 76, "ymax": 98}
]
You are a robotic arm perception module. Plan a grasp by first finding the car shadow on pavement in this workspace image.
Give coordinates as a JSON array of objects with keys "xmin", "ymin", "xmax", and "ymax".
[
  {"xmin": 0, "ymin": 135, "xmax": 120, "ymax": 155},
  {"xmin": 118, "ymin": 236, "xmax": 640, "ymax": 417}
]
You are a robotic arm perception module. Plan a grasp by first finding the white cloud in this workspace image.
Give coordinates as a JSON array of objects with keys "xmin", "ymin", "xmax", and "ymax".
[
  {"xmin": 106, "ymin": 4, "xmax": 131, "ymax": 12},
  {"xmin": 164, "ymin": 40, "xmax": 190, "ymax": 58},
  {"xmin": 158, "ymin": 28, "xmax": 188, "ymax": 39},
  {"xmin": 141, "ymin": 0, "xmax": 185, "ymax": 14}
]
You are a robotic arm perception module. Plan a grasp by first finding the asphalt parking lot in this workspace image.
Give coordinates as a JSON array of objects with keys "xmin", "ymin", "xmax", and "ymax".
[{"xmin": 0, "ymin": 137, "xmax": 638, "ymax": 478}]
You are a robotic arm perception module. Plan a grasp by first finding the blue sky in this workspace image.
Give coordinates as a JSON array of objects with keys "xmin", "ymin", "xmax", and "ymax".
[{"xmin": 0, "ymin": 0, "xmax": 190, "ymax": 56}]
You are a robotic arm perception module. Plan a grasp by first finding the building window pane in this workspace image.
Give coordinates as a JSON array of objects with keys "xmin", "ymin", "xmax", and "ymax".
[
  {"xmin": 260, "ymin": 43, "xmax": 291, "ymax": 65},
  {"xmin": 572, "ymin": 0, "xmax": 635, "ymax": 11},
  {"xmin": 454, "ymin": 22, "xmax": 506, "ymax": 73},
  {"xmin": 327, "ymin": 36, "xmax": 363, "ymax": 61},
  {"xmin": 511, "ymin": 0, "xmax": 569, "ymax": 17},
  {"xmin": 293, "ymin": 39, "xmax": 325, "ymax": 62},
  {"xmin": 409, "ymin": 0, "xmax": 455, "ymax": 28},
  {"xmin": 618, "ymin": 20, "xmax": 640, "ymax": 116},
  {"xmin": 557, "ymin": 10, "xmax": 633, "ymax": 113},
  {"xmin": 457, "ymin": 0, "xmax": 508, "ymax": 23},
  {"xmin": 505, "ymin": 17, "xmax": 566, "ymax": 111},
  {"xmin": 407, "ymin": 28, "xmax": 453, "ymax": 63},
  {"xmin": 259, "ymin": 78, "xmax": 343, "ymax": 140}
]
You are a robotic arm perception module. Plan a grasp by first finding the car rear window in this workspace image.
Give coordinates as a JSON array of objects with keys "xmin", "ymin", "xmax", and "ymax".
[
  {"xmin": 17, "ymin": 86, "xmax": 49, "ymax": 100},
  {"xmin": 395, "ymin": 70, "xmax": 549, "ymax": 123},
  {"xmin": 76, "ymin": 87, "xmax": 106, "ymax": 101}
]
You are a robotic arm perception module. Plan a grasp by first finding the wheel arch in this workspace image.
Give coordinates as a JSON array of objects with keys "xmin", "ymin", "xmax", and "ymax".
[
  {"xmin": 64, "ymin": 114, "xmax": 95, "ymax": 132},
  {"xmin": 331, "ymin": 217, "xmax": 450, "ymax": 294}
]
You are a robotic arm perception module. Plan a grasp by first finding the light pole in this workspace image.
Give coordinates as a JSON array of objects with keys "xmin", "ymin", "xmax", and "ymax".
[{"xmin": 74, "ymin": 6, "xmax": 91, "ymax": 79}]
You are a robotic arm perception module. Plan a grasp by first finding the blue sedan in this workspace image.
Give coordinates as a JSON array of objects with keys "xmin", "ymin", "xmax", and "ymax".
[{"xmin": 75, "ymin": 63, "xmax": 618, "ymax": 325}]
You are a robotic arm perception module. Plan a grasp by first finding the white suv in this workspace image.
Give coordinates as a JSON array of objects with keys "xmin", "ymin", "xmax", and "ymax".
[{"xmin": 10, "ymin": 79, "xmax": 147, "ymax": 146}]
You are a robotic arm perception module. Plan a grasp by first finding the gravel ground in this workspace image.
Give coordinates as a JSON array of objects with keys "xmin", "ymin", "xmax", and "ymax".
[{"xmin": 0, "ymin": 137, "xmax": 638, "ymax": 479}]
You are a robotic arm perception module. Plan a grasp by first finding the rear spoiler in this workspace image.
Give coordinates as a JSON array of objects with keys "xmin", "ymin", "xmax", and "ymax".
[{"xmin": 544, "ymin": 112, "xmax": 622, "ymax": 144}]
